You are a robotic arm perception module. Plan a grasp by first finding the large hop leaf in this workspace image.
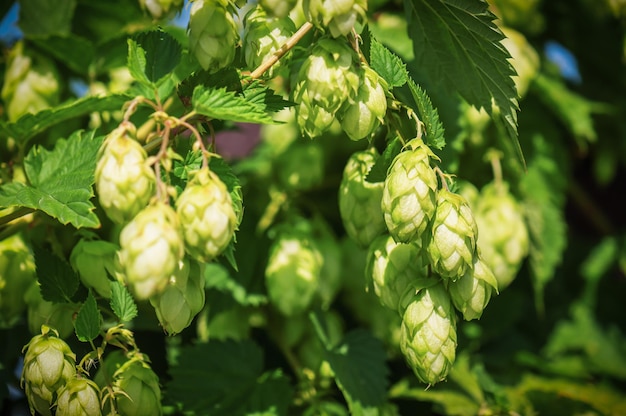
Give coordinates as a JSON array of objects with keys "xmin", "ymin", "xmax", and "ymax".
[
  {"xmin": 95, "ymin": 123, "xmax": 156, "ymax": 224},
  {"xmin": 117, "ymin": 203, "xmax": 184, "ymax": 300},
  {"xmin": 400, "ymin": 283, "xmax": 457, "ymax": 385},
  {"xmin": 303, "ymin": 0, "xmax": 367, "ymax": 37},
  {"xmin": 338, "ymin": 149, "xmax": 386, "ymax": 247},
  {"xmin": 381, "ymin": 139, "xmax": 438, "ymax": 244},
  {"xmin": 427, "ymin": 188, "xmax": 478, "ymax": 280},
  {"xmin": 447, "ymin": 254, "xmax": 498, "ymax": 321}
]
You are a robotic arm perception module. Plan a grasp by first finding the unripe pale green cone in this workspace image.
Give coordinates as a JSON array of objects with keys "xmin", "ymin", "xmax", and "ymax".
[
  {"xmin": 95, "ymin": 123, "xmax": 156, "ymax": 224},
  {"xmin": 338, "ymin": 149, "xmax": 386, "ymax": 247},
  {"xmin": 21, "ymin": 326, "xmax": 77, "ymax": 416},
  {"xmin": 427, "ymin": 188, "xmax": 478, "ymax": 280},
  {"xmin": 176, "ymin": 168, "xmax": 238, "ymax": 262},
  {"xmin": 340, "ymin": 67, "xmax": 388, "ymax": 141},
  {"xmin": 140, "ymin": 0, "xmax": 183, "ymax": 19},
  {"xmin": 0, "ymin": 234, "xmax": 36, "ymax": 328},
  {"xmin": 118, "ymin": 203, "xmax": 184, "ymax": 300},
  {"xmin": 24, "ymin": 283, "xmax": 76, "ymax": 339},
  {"xmin": 189, "ymin": 0, "xmax": 239, "ymax": 73},
  {"xmin": 55, "ymin": 378, "xmax": 102, "ymax": 416},
  {"xmin": 382, "ymin": 139, "xmax": 438, "ymax": 244},
  {"xmin": 150, "ymin": 259, "xmax": 206, "ymax": 335},
  {"xmin": 447, "ymin": 254, "xmax": 498, "ymax": 320},
  {"xmin": 400, "ymin": 283, "xmax": 457, "ymax": 385},
  {"xmin": 303, "ymin": 0, "xmax": 367, "ymax": 37},
  {"xmin": 70, "ymin": 239, "xmax": 119, "ymax": 298},
  {"xmin": 113, "ymin": 354, "xmax": 162, "ymax": 416}
]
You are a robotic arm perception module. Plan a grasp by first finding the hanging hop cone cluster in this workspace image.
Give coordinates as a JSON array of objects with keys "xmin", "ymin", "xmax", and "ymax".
[{"xmin": 303, "ymin": 0, "xmax": 367, "ymax": 37}]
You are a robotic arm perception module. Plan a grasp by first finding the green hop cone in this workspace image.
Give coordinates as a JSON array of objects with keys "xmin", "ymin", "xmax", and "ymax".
[
  {"xmin": 474, "ymin": 183, "xmax": 529, "ymax": 290},
  {"xmin": 366, "ymin": 235, "xmax": 429, "ymax": 314},
  {"xmin": 189, "ymin": 0, "xmax": 239, "ymax": 73},
  {"xmin": 259, "ymin": 0, "xmax": 297, "ymax": 17},
  {"xmin": 447, "ymin": 254, "xmax": 498, "ymax": 320},
  {"xmin": 139, "ymin": 0, "xmax": 183, "ymax": 19},
  {"xmin": 70, "ymin": 239, "xmax": 119, "ymax": 298},
  {"xmin": 0, "ymin": 234, "xmax": 36, "ymax": 328},
  {"xmin": 427, "ymin": 188, "xmax": 478, "ymax": 280},
  {"xmin": 176, "ymin": 168, "xmax": 238, "ymax": 262},
  {"xmin": 338, "ymin": 149, "xmax": 386, "ymax": 247},
  {"xmin": 21, "ymin": 326, "xmax": 77, "ymax": 416},
  {"xmin": 381, "ymin": 139, "xmax": 438, "ymax": 244},
  {"xmin": 339, "ymin": 67, "xmax": 388, "ymax": 141},
  {"xmin": 311, "ymin": 218, "xmax": 343, "ymax": 309},
  {"xmin": 276, "ymin": 142, "xmax": 325, "ymax": 191},
  {"xmin": 400, "ymin": 283, "xmax": 457, "ymax": 385},
  {"xmin": 95, "ymin": 123, "xmax": 156, "ymax": 224},
  {"xmin": 24, "ymin": 283, "xmax": 76, "ymax": 339},
  {"xmin": 55, "ymin": 377, "xmax": 102, "ymax": 416},
  {"xmin": 149, "ymin": 259, "xmax": 206, "ymax": 335},
  {"xmin": 265, "ymin": 230, "xmax": 322, "ymax": 316},
  {"xmin": 243, "ymin": 6, "xmax": 296, "ymax": 75},
  {"xmin": 501, "ymin": 27, "xmax": 540, "ymax": 98},
  {"xmin": 113, "ymin": 353, "xmax": 162, "ymax": 416},
  {"xmin": 118, "ymin": 203, "xmax": 185, "ymax": 300},
  {"xmin": 303, "ymin": 0, "xmax": 367, "ymax": 37}
]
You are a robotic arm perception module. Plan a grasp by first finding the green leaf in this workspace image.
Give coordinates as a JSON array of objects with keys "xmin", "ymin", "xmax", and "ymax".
[
  {"xmin": 325, "ymin": 330, "xmax": 389, "ymax": 412},
  {"xmin": 0, "ymin": 130, "xmax": 103, "ymax": 229},
  {"xmin": 407, "ymin": 79, "xmax": 446, "ymax": 149},
  {"xmin": 74, "ymin": 291, "xmax": 102, "ymax": 342},
  {"xmin": 33, "ymin": 246, "xmax": 79, "ymax": 303},
  {"xmin": 167, "ymin": 340, "xmax": 292, "ymax": 415},
  {"xmin": 242, "ymin": 81, "xmax": 295, "ymax": 114},
  {"xmin": 204, "ymin": 263, "xmax": 266, "ymax": 307},
  {"xmin": 109, "ymin": 281, "xmax": 138, "ymax": 322},
  {"xmin": 133, "ymin": 30, "xmax": 182, "ymax": 83},
  {"xmin": 192, "ymin": 85, "xmax": 276, "ymax": 124},
  {"xmin": 31, "ymin": 34, "xmax": 95, "ymax": 75},
  {"xmin": 403, "ymin": 0, "xmax": 521, "ymax": 160},
  {"xmin": 126, "ymin": 37, "xmax": 151, "ymax": 86},
  {"xmin": 0, "ymin": 94, "xmax": 128, "ymax": 144},
  {"xmin": 366, "ymin": 136, "xmax": 403, "ymax": 183},
  {"xmin": 389, "ymin": 378, "xmax": 480, "ymax": 416},
  {"xmin": 369, "ymin": 37, "xmax": 408, "ymax": 88},
  {"xmin": 19, "ymin": 0, "xmax": 76, "ymax": 37}
]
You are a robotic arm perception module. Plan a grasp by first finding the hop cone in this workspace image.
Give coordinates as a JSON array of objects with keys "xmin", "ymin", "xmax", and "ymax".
[
  {"xmin": 176, "ymin": 168, "xmax": 238, "ymax": 262},
  {"xmin": 113, "ymin": 353, "xmax": 162, "ymax": 416},
  {"xmin": 277, "ymin": 142, "xmax": 325, "ymax": 191},
  {"xmin": 474, "ymin": 183, "xmax": 529, "ymax": 290},
  {"xmin": 150, "ymin": 259, "xmax": 206, "ymax": 335},
  {"xmin": 0, "ymin": 234, "xmax": 36, "ymax": 328},
  {"xmin": 340, "ymin": 67, "xmax": 388, "ymax": 141},
  {"xmin": 365, "ymin": 234, "xmax": 429, "ymax": 314},
  {"xmin": 303, "ymin": 0, "xmax": 367, "ymax": 37},
  {"xmin": 427, "ymin": 189, "xmax": 478, "ymax": 280},
  {"xmin": 140, "ymin": 0, "xmax": 183, "ymax": 19},
  {"xmin": 95, "ymin": 123, "xmax": 156, "ymax": 224},
  {"xmin": 189, "ymin": 0, "xmax": 239, "ymax": 73},
  {"xmin": 56, "ymin": 378, "xmax": 102, "ymax": 416},
  {"xmin": 381, "ymin": 139, "xmax": 438, "ymax": 244},
  {"xmin": 70, "ymin": 239, "xmax": 119, "ymax": 298},
  {"xmin": 21, "ymin": 326, "xmax": 77, "ymax": 416},
  {"xmin": 24, "ymin": 283, "xmax": 76, "ymax": 339},
  {"xmin": 338, "ymin": 149, "xmax": 386, "ymax": 247},
  {"xmin": 118, "ymin": 203, "xmax": 184, "ymax": 300},
  {"xmin": 400, "ymin": 283, "xmax": 457, "ymax": 385},
  {"xmin": 265, "ymin": 231, "xmax": 322, "ymax": 316},
  {"xmin": 259, "ymin": 0, "xmax": 297, "ymax": 17},
  {"xmin": 500, "ymin": 27, "xmax": 539, "ymax": 98},
  {"xmin": 448, "ymin": 255, "xmax": 498, "ymax": 320}
]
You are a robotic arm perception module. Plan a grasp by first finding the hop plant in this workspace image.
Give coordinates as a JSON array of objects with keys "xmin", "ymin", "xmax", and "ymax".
[
  {"xmin": 95, "ymin": 123, "xmax": 156, "ymax": 224},
  {"xmin": 118, "ymin": 203, "xmax": 185, "ymax": 300},
  {"xmin": 189, "ymin": 0, "xmax": 239, "ymax": 73},
  {"xmin": 21, "ymin": 326, "xmax": 77, "ymax": 416},
  {"xmin": 500, "ymin": 27, "xmax": 540, "ymax": 98},
  {"xmin": 24, "ymin": 283, "xmax": 76, "ymax": 339},
  {"xmin": 339, "ymin": 66, "xmax": 388, "ymax": 141},
  {"xmin": 0, "ymin": 234, "xmax": 36, "ymax": 328},
  {"xmin": 259, "ymin": 0, "xmax": 297, "ymax": 17},
  {"xmin": 381, "ymin": 139, "xmax": 438, "ymax": 244},
  {"xmin": 139, "ymin": 0, "xmax": 183, "ymax": 19},
  {"xmin": 70, "ymin": 239, "xmax": 119, "ymax": 298},
  {"xmin": 400, "ymin": 283, "xmax": 457, "ymax": 385},
  {"xmin": 176, "ymin": 168, "xmax": 238, "ymax": 262},
  {"xmin": 427, "ymin": 188, "xmax": 478, "ymax": 280},
  {"xmin": 276, "ymin": 142, "xmax": 325, "ymax": 191},
  {"xmin": 55, "ymin": 378, "xmax": 102, "ymax": 416},
  {"xmin": 112, "ymin": 353, "xmax": 162, "ymax": 416},
  {"xmin": 338, "ymin": 149, "xmax": 386, "ymax": 247},
  {"xmin": 365, "ymin": 234, "xmax": 429, "ymax": 314},
  {"xmin": 265, "ymin": 229, "xmax": 323, "ymax": 316},
  {"xmin": 243, "ymin": 6, "xmax": 296, "ymax": 75},
  {"xmin": 447, "ymin": 255, "xmax": 499, "ymax": 320},
  {"xmin": 303, "ymin": 0, "xmax": 367, "ymax": 37},
  {"xmin": 149, "ymin": 259, "xmax": 206, "ymax": 335}
]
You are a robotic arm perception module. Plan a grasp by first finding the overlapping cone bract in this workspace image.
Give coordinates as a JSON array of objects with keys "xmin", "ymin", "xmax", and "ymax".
[
  {"xmin": 339, "ymin": 149, "xmax": 386, "ymax": 247},
  {"xmin": 382, "ymin": 140, "xmax": 438, "ymax": 244},
  {"xmin": 448, "ymin": 255, "xmax": 498, "ymax": 320},
  {"xmin": 70, "ymin": 239, "xmax": 119, "ymax": 298},
  {"xmin": 150, "ymin": 259, "xmax": 206, "ymax": 335},
  {"xmin": 113, "ymin": 354, "xmax": 162, "ymax": 416},
  {"xmin": 243, "ymin": 6, "xmax": 295, "ymax": 75},
  {"xmin": 118, "ymin": 203, "xmax": 184, "ymax": 300},
  {"xmin": 95, "ymin": 124, "xmax": 156, "ymax": 224},
  {"xmin": 340, "ymin": 67, "xmax": 387, "ymax": 141},
  {"xmin": 366, "ymin": 234, "xmax": 428, "ymax": 313},
  {"xmin": 22, "ymin": 328, "xmax": 76, "ymax": 416},
  {"xmin": 427, "ymin": 189, "xmax": 478, "ymax": 280},
  {"xmin": 189, "ymin": 0, "xmax": 239, "ymax": 73},
  {"xmin": 55, "ymin": 378, "xmax": 102, "ymax": 416},
  {"xmin": 303, "ymin": 0, "xmax": 367, "ymax": 37},
  {"xmin": 0, "ymin": 234, "xmax": 36, "ymax": 328},
  {"xmin": 176, "ymin": 169, "xmax": 237, "ymax": 262},
  {"xmin": 400, "ymin": 283, "xmax": 457, "ymax": 385},
  {"xmin": 265, "ymin": 232, "xmax": 322, "ymax": 316}
]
